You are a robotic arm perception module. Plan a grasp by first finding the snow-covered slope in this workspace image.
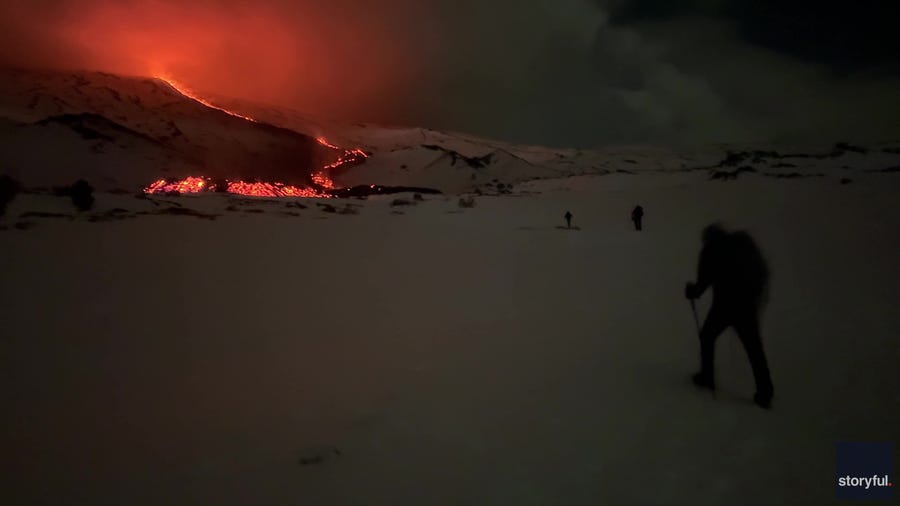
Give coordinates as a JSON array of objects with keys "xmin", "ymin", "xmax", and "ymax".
[
  {"xmin": 0, "ymin": 68, "xmax": 597, "ymax": 193},
  {"xmin": 215, "ymin": 97, "xmax": 707, "ymax": 190},
  {"xmin": 4, "ymin": 67, "xmax": 899, "ymax": 194},
  {"xmin": 212, "ymin": 95, "xmax": 900, "ymax": 192},
  {"xmin": 0, "ymin": 68, "xmax": 335, "ymax": 190},
  {"xmin": 2, "ymin": 68, "xmax": 900, "ymax": 503},
  {"xmin": 1, "ymin": 166, "xmax": 899, "ymax": 504}
]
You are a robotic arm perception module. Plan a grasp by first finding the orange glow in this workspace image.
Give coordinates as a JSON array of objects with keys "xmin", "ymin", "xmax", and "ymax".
[
  {"xmin": 144, "ymin": 177, "xmax": 331, "ymax": 198},
  {"xmin": 311, "ymin": 172, "xmax": 336, "ymax": 189},
  {"xmin": 155, "ymin": 74, "xmax": 257, "ymax": 122},
  {"xmin": 0, "ymin": 1, "xmax": 427, "ymax": 124},
  {"xmin": 225, "ymin": 180, "xmax": 328, "ymax": 197},
  {"xmin": 316, "ymin": 136, "xmax": 341, "ymax": 150},
  {"xmin": 312, "ymin": 145, "xmax": 369, "ymax": 189},
  {"xmin": 144, "ymin": 176, "xmax": 209, "ymax": 194},
  {"xmin": 144, "ymin": 75, "xmax": 369, "ymax": 196}
]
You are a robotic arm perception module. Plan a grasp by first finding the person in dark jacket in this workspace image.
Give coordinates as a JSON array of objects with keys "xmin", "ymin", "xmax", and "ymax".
[
  {"xmin": 685, "ymin": 223, "xmax": 774, "ymax": 409},
  {"xmin": 631, "ymin": 205, "xmax": 644, "ymax": 231},
  {"xmin": 564, "ymin": 211, "xmax": 573, "ymax": 229}
]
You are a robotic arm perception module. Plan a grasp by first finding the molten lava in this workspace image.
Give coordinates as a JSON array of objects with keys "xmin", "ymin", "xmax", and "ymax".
[
  {"xmin": 145, "ymin": 176, "xmax": 208, "ymax": 194},
  {"xmin": 156, "ymin": 74, "xmax": 257, "ymax": 122},
  {"xmin": 143, "ymin": 177, "xmax": 328, "ymax": 197},
  {"xmin": 315, "ymin": 136, "xmax": 341, "ymax": 150},
  {"xmin": 146, "ymin": 76, "xmax": 368, "ymax": 198},
  {"xmin": 225, "ymin": 181, "xmax": 327, "ymax": 198}
]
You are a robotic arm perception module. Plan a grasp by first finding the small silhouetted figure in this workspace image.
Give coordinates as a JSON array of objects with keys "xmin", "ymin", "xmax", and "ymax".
[
  {"xmin": 71, "ymin": 179, "xmax": 95, "ymax": 211},
  {"xmin": 0, "ymin": 174, "xmax": 20, "ymax": 216},
  {"xmin": 631, "ymin": 205, "xmax": 644, "ymax": 231},
  {"xmin": 564, "ymin": 211, "xmax": 573, "ymax": 229},
  {"xmin": 685, "ymin": 223, "xmax": 774, "ymax": 409}
]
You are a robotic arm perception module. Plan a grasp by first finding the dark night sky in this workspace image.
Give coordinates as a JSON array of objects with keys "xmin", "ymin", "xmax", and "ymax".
[{"xmin": 2, "ymin": 0, "xmax": 900, "ymax": 147}]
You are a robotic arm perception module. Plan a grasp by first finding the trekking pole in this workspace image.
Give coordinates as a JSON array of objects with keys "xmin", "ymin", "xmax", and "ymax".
[
  {"xmin": 690, "ymin": 298, "xmax": 701, "ymax": 339},
  {"xmin": 690, "ymin": 296, "xmax": 716, "ymax": 398}
]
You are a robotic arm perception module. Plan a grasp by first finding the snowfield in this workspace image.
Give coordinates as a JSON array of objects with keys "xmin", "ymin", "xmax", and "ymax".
[
  {"xmin": 2, "ymin": 67, "xmax": 900, "ymax": 505},
  {"xmin": 2, "ymin": 166, "xmax": 899, "ymax": 505}
]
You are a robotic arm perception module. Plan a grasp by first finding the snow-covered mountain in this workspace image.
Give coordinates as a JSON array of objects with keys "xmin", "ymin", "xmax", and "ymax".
[
  {"xmin": 0, "ymin": 68, "xmax": 337, "ymax": 190},
  {"xmin": 3, "ymin": 67, "xmax": 900, "ymax": 506},
  {"xmin": 1, "ymin": 68, "xmax": 602, "ymax": 193},
  {"xmin": 2, "ymin": 67, "xmax": 900, "ymax": 194}
]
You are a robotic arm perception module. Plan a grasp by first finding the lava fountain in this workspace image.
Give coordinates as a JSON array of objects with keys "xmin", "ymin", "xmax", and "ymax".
[{"xmin": 146, "ymin": 76, "xmax": 368, "ymax": 198}]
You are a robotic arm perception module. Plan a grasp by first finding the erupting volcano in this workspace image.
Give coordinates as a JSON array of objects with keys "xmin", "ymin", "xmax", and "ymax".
[{"xmin": 145, "ymin": 76, "xmax": 368, "ymax": 198}]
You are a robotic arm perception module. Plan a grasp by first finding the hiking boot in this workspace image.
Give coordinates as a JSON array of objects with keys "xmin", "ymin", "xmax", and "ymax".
[
  {"xmin": 692, "ymin": 372, "xmax": 715, "ymax": 391},
  {"xmin": 753, "ymin": 391, "xmax": 773, "ymax": 410}
]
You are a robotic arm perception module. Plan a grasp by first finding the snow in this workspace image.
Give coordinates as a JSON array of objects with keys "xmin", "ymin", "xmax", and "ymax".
[
  {"xmin": 2, "ymin": 165, "xmax": 899, "ymax": 504},
  {"xmin": 2, "ymin": 66, "xmax": 900, "ymax": 504},
  {"xmin": 5, "ymin": 68, "xmax": 899, "ymax": 195},
  {"xmin": 0, "ymin": 68, "xmax": 334, "ymax": 190}
]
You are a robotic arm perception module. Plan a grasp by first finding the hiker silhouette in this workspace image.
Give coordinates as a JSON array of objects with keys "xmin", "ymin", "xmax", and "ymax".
[
  {"xmin": 564, "ymin": 211, "xmax": 573, "ymax": 229},
  {"xmin": 685, "ymin": 223, "xmax": 774, "ymax": 409},
  {"xmin": 0, "ymin": 175, "xmax": 20, "ymax": 216},
  {"xmin": 71, "ymin": 180, "xmax": 95, "ymax": 211},
  {"xmin": 631, "ymin": 205, "xmax": 644, "ymax": 231}
]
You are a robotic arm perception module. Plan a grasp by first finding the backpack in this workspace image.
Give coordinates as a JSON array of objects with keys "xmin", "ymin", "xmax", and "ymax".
[{"xmin": 729, "ymin": 231, "xmax": 770, "ymax": 307}]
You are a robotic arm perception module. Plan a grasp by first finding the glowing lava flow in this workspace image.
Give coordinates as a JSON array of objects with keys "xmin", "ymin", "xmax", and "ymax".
[
  {"xmin": 143, "ymin": 177, "xmax": 326, "ymax": 197},
  {"xmin": 145, "ymin": 176, "xmax": 208, "ymax": 193},
  {"xmin": 311, "ymin": 138, "xmax": 369, "ymax": 190},
  {"xmin": 155, "ymin": 74, "xmax": 257, "ymax": 122},
  {"xmin": 225, "ymin": 181, "xmax": 326, "ymax": 197},
  {"xmin": 146, "ymin": 76, "xmax": 369, "ymax": 197},
  {"xmin": 315, "ymin": 136, "xmax": 341, "ymax": 150}
]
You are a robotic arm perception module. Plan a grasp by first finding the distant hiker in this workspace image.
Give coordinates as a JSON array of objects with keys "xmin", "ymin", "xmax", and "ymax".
[
  {"xmin": 70, "ymin": 179, "xmax": 95, "ymax": 212},
  {"xmin": 564, "ymin": 211, "xmax": 573, "ymax": 229},
  {"xmin": 0, "ymin": 175, "xmax": 20, "ymax": 216},
  {"xmin": 685, "ymin": 223, "xmax": 774, "ymax": 409},
  {"xmin": 631, "ymin": 205, "xmax": 644, "ymax": 231}
]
